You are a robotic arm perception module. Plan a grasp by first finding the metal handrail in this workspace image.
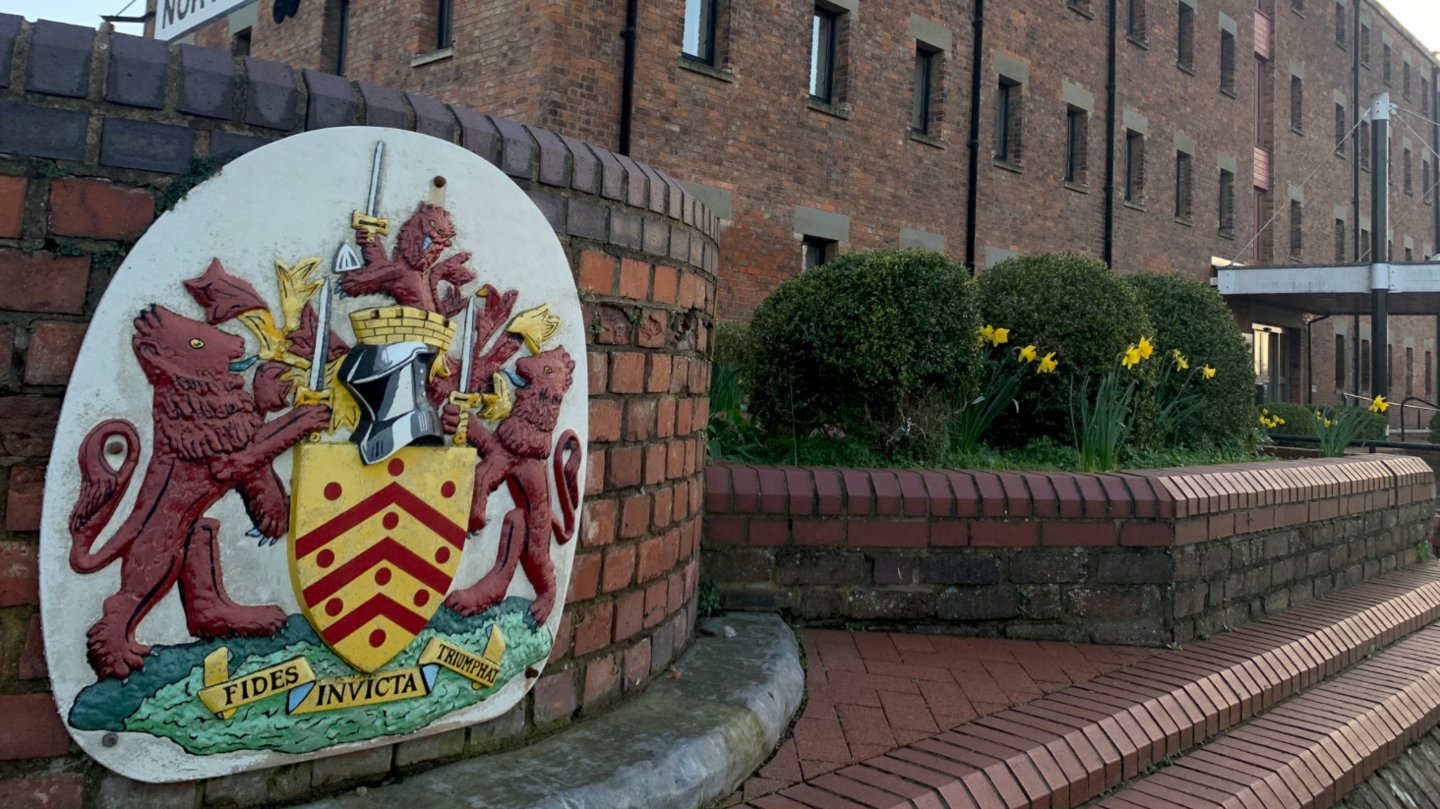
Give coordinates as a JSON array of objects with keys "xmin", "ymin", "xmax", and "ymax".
[
  {"xmin": 1265, "ymin": 434, "xmax": 1440, "ymax": 452},
  {"xmin": 1398, "ymin": 397, "xmax": 1440, "ymax": 442}
]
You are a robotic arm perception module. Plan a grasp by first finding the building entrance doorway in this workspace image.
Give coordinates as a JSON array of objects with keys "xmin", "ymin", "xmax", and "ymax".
[{"xmin": 1253, "ymin": 324, "xmax": 1289, "ymax": 403}]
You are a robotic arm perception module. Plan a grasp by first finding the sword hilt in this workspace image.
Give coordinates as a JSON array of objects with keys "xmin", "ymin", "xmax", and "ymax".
[
  {"xmin": 295, "ymin": 387, "xmax": 333, "ymax": 442},
  {"xmin": 448, "ymin": 391, "xmax": 483, "ymax": 446}
]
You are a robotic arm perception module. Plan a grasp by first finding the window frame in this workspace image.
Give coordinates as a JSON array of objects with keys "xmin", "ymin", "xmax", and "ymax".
[
  {"xmin": 335, "ymin": 0, "xmax": 351, "ymax": 75},
  {"xmin": 809, "ymin": 8, "xmax": 839, "ymax": 103},
  {"xmin": 1220, "ymin": 29, "xmax": 1236, "ymax": 94},
  {"xmin": 1125, "ymin": 130, "xmax": 1145, "ymax": 203},
  {"xmin": 1289, "ymin": 199, "xmax": 1303, "ymax": 260},
  {"xmin": 1335, "ymin": 103, "xmax": 1347, "ymax": 156},
  {"xmin": 436, "ymin": 0, "xmax": 454, "ymax": 50},
  {"xmin": 1174, "ymin": 150, "xmax": 1193, "ymax": 220},
  {"xmin": 802, "ymin": 236, "xmax": 835, "ymax": 270},
  {"xmin": 1066, "ymin": 107, "xmax": 1088, "ymax": 184},
  {"xmin": 911, "ymin": 46, "xmax": 936, "ymax": 135},
  {"xmin": 1127, "ymin": 0, "xmax": 1148, "ymax": 40},
  {"xmin": 1176, "ymin": 2, "xmax": 1196, "ymax": 72},
  {"xmin": 1334, "ymin": 2, "xmax": 1345, "ymax": 47},
  {"xmin": 995, "ymin": 80, "xmax": 1014, "ymax": 161},
  {"xmin": 682, "ymin": 0, "xmax": 720, "ymax": 65},
  {"xmin": 1290, "ymin": 74, "xmax": 1303, "ymax": 133},
  {"xmin": 1219, "ymin": 167, "xmax": 1236, "ymax": 236}
]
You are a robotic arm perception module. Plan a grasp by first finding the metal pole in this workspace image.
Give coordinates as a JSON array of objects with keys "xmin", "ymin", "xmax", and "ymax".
[{"xmin": 1371, "ymin": 92, "xmax": 1390, "ymax": 398}]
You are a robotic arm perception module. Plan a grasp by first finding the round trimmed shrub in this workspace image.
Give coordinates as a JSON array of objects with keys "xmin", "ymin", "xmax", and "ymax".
[
  {"xmin": 1124, "ymin": 272, "xmax": 1255, "ymax": 447},
  {"xmin": 977, "ymin": 253, "xmax": 1152, "ymax": 443},
  {"xmin": 746, "ymin": 249, "xmax": 980, "ymax": 456}
]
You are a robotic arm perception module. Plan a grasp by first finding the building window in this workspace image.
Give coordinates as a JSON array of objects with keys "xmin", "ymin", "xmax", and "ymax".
[
  {"xmin": 911, "ymin": 46, "xmax": 936, "ymax": 134},
  {"xmin": 1404, "ymin": 148, "xmax": 1413, "ymax": 195},
  {"xmin": 1361, "ymin": 338, "xmax": 1371, "ymax": 387},
  {"xmin": 1406, "ymin": 347, "xmax": 1414, "ymax": 397},
  {"xmin": 1177, "ymin": 2, "xmax": 1195, "ymax": 72},
  {"xmin": 1219, "ymin": 168, "xmax": 1235, "ymax": 235},
  {"xmin": 1254, "ymin": 188, "xmax": 1272, "ymax": 262},
  {"xmin": 803, "ymin": 237, "xmax": 835, "ymax": 270},
  {"xmin": 1175, "ymin": 151, "xmax": 1193, "ymax": 220},
  {"xmin": 334, "ymin": 0, "xmax": 350, "ymax": 75},
  {"xmin": 1128, "ymin": 0, "xmax": 1147, "ymax": 40},
  {"xmin": 1335, "ymin": 2, "xmax": 1345, "ymax": 46},
  {"xmin": 1291, "ymin": 0, "xmax": 1303, "ymax": 14},
  {"xmin": 1425, "ymin": 161, "xmax": 1432, "ymax": 205},
  {"xmin": 436, "ymin": 0, "xmax": 454, "ymax": 49},
  {"xmin": 1360, "ymin": 228, "xmax": 1371, "ymax": 262},
  {"xmin": 1220, "ymin": 30, "xmax": 1236, "ymax": 94},
  {"xmin": 1335, "ymin": 104, "xmax": 1347, "ymax": 156},
  {"xmin": 1359, "ymin": 120, "xmax": 1370, "ymax": 170},
  {"xmin": 1406, "ymin": 245, "xmax": 1414, "ymax": 261},
  {"xmin": 1289, "ymin": 200, "xmax": 1303, "ymax": 260},
  {"xmin": 1334, "ymin": 217, "xmax": 1345, "ymax": 261},
  {"xmin": 1066, "ymin": 108, "xmax": 1088, "ymax": 185},
  {"xmin": 231, "ymin": 27, "xmax": 251, "ymax": 57},
  {"xmin": 1427, "ymin": 351, "xmax": 1433, "ymax": 396},
  {"xmin": 1423, "ymin": 79, "xmax": 1430, "ymax": 117},
  {"xmin": 1383, "ymin": 43, "xmax": 1391, "ymax": 84},
  {"xmin": 1360, "ymin": 25, "xmax": 1370, "ymax": 66},
  {"xmin": 1336, "ymin": 335, "xmax": 1345, "ymax": 386},
  {"xmin": 683, "ymin": 0, "xmax": 718, "ymax": 64},
  {"xmin": 1403, "ymin": 61, "xmax": 1410, "ymax": 99},
  {"xmin": 810, "ymin": 8, "xmax": 839, "ymax": 103},
  {"xmin": 1125, "ymin": 130, "xmax": 1144, "ymax": 202},
  {"xmin": 1290, "ymin": 75, "xmax": 1303, "ymax": 133},
  {"xmin": 994, "ymin": 79, "xmax": 1023, "ymax": 164}
]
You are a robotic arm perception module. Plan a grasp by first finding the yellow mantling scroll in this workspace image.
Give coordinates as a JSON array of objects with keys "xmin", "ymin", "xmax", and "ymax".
[{"xmin": 419, "ymin": 626, "xmax": 506, "ymax": 690}]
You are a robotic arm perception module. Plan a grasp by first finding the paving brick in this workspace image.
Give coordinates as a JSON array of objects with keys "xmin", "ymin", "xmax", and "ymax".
[
  {"xmin": 106, "ymin": 33, "xmax": 168, "ymax": 109},
  {"xmin": 97, "ymin": 773, "xmax": 196, "ymax": 809},
  {"xmin": 310, "ymin": 746, "xmax": 391, "ymax": 786},
  {"xmin": 100, "ymin": 119, "xmax": 196, "ymax": 174},
  {"xmin": 533, "ymin": 668, "xmax": 577, "ymax": 724},
  {"xmin": 394, "ymin": 728, "xmax": 465, "ymax": 768}
]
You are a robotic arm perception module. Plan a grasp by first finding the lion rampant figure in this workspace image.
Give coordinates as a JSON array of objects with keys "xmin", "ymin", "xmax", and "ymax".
[
  {"xmin": 68, "ymin": 306, "xmax": 329, "ymax": 680},
  {"xmin": 339, "ymin": 202, "xmax": 476, "ymax": 319},
  {"xmin": 441, "ymin": 348, "xmax": 582, "ymax": 624}
]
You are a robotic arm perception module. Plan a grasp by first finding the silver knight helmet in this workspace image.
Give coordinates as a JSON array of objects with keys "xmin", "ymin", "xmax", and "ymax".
[{"xmin": 339, "ymin": 306, "xmax": 456, "ymax": 464}]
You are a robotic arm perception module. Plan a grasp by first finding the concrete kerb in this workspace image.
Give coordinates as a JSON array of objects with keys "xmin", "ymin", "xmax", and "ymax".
[{"xmin": 296, "ymin": 613, "xmax": 803, "ymax": 809}]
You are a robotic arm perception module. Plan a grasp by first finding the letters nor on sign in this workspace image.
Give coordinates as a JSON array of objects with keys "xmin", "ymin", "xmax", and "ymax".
[{"xmin": 156, "ymin": 0, "xmax": 257, "ymax": 41}]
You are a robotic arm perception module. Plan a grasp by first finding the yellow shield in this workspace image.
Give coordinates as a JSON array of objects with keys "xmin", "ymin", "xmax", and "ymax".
[{"xmin": 289, "ymin": 443, "xmax": 476, "ymax": 672}]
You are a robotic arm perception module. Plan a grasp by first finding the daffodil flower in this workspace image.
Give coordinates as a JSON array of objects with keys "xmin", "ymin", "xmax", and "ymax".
[
  {"xmin": 1369, "ymin": 395, "xmax": 1389, "ymax": 413},
  {"xmin": 1173, "ymin": 350, "xmax": 1190, "ymax": 370},
  {"xmin": 1202, "ymin": 366, "xmax": 1216, "ymax": 379},
  {"xmin": 991, "ymin": 327, "xmax": 1010, "ymax": 346},
  {"xmin": 1121, "ymin": 345, "xmax": 1142, "ymax": 368},
  {"xmin": 1037, "ymin": 352, "xmax": 1058, "ymax": 374},
  {"xmin": 1018, "ymin": 345, "xmax": 1038, "ymax": 363},
  {"xmin": 1138, "ymin": 337, "xmax": 1154, "ymax": 359}
]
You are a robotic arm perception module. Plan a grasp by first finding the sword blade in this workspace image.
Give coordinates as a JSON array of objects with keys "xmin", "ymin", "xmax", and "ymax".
[
  {"xmin": 366, "ymin": 142, "xmax": 385, "ymax": 218},
  {"xmin": 309, "ymin": 279, "xmax": 331, "ymax": 392},
  {"xmin": 458, "ymin": 296, "xmax": 477, "ymax": 393}
]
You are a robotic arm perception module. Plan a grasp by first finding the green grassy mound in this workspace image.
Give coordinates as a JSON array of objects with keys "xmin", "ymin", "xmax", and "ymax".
[{"xmin": 70, "ymin": 598, "xmax": 550, "ymax": 755}]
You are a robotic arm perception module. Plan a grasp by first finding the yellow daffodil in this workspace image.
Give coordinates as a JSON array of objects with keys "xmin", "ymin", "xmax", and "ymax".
[
  {"xmin": 1037, "ymin": 352, "xmax": 1058, "ymax": 374},
  {"xmin": 980, "ymin": 324, "xmax": 995, "ymax": 341},
  {"xmin": 1018, "ymin": 345, "xmax": 1038, "ymax": 363},
  {"xmin": 991, "ymin": 327, "xmax": 1010, "ymax": 346},
  {"xmin": 1121, "ymin": 345, "xmax": 1142, "ymax": 368},
  {"xmin": 1138, "ymin": 337, "xmax": 1155, "ymax": 359},
  {"xmin": 1202, "ymin": 366, "xmax": 1216, "ymax": 379},
  {"xmin": 1276, "ymin": 417, "xmax": 1285, "ymax": 425},
  {"xmin": 1369, "ymin": 395, "xmax": 1389, "ymax": 413},
  {"xmin": 1172, "ymin": 349, "xmax": 1190, "ymax": 371}
]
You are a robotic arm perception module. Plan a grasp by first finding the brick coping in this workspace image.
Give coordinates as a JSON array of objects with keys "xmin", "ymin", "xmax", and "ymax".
[
  {"xmin": 705, "ymin": 456, "xmax": 1435, "ymax": 548},
  {"xmin": 735, "ymin": 561, "xmax": 1440, "ymax": 809}
]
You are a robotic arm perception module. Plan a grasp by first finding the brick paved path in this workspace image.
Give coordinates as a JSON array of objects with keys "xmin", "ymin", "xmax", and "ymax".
[{"xmin": 722, "ymin": 630, "xmax": 1157, "ymax": 805}]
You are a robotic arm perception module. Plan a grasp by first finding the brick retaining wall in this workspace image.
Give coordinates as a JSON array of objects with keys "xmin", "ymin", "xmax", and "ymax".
[
  {"xmin": 704, "ymin": 457, "xmax": 1436, "ymax": 645},
  {"xmin": 0, "ymin": 17, "xmax": 715, "ymax": 807}
]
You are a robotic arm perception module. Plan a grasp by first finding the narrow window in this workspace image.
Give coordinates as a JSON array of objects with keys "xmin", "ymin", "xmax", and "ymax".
[
  {"xmin": 802, "ymin": 237, "xmax": 834, "ymax": 270},
  {"xmin": 1360, "ymin": 25, "xmax": 1370, "ymax": 65},
  {"xmin": 1175, "ymin": 151, "xmax": 1193, "ymax": 220},
  {"xmin": 1066, "ymin": 108, "xmax": 1088, "ymax": 184},
  {"xmin": 1360, "ymin": 228, "xmax": 1371, "ymax": 262},
  {"xmin": 1404, "ymin": 148, "xmax": 1413, "ymax": 195},
  {"xmin": 1427, "ymin": 351, "xmax": 1433, "ymax": 396},
  {"xmin": 1406, "ymin": 347, "xmax": 1414, "ymax": 397},
  {"xmin": 1334, "ymin": 217, "xmax": 1345, "ymax": 261},
  {"xmin": 1125, "ymin": 131, "xmax": 1145, "ymax": 202},
  {"xmin": 1423, "ymin": 78, "xmax": 1430, "ymax": 117},
  {"xmin": 1254, "ymin": 188, "xmax": 1271, "ymax": 263},
  {"xmin": 1220, "ymin": 30, "xmax": 1236, "ymax": 94},
  {"xmin": 1335, "ymin": 336, "xmax": 1345, "ymax": 386},
  {"xmin": 1406, "ymin": 245, "xmax": 1414, "ymax": 261},
  {"xmin": 1219, "ymin": 168, "xmax": 1235, "ymax": 235},
  {"xmin": 1177, "ymin": 3, "xmax": 1195, "ymax": 72},
  {"xmin": 1335, "ymin": 2, "xmax": 1345, "ymax": 46},
  {"xmin": 1128, "ymin": 0, "xmax": 1147, "ymax": 39},
  {"xmin": 683, "ymin": 0, "xmax": 718, "ymax": 64},
  {"xmin": 911, "ymin": 46, "xmax": 935, "ymax": 134},
  {"xmin": 1359, "ymin": 120, "xmax": 1370, "ymax": 170},
  {"xmin": 1425, "ymin": 161, "xmax": 1432, "ymax": 205},
  {"xmin": 1291, "ymin": 0, "xmax": 1303, "ymax": 14},
  {"xmin": 1383, "ymin": 44, "xmax": 1391, "ymax": 84},
  {"xmin": 335, "ymin": 0, "xmax": 350, "ymax": 76},
  {"xmin": 1290, "ymin": 75, "xmax": 1303, "ymax": 133},
  {"xmin": 1289, "ymin": 200, "xmax": 1303, "ymax": 260},
  {"xmin": 436, "ymin": 0, "xmax": 454, "ymax": 49},
  {"xmin": 810, "ymin": 8, "xmax": 838, "ymax": 103},
  {"xmin": 1361, "ymin": 338, "xmax": 1371, "ymax": 387},
  {"xmin": 1335, "ymin": 104, "xmax": 1346, "ymax": 156},
  {"xmin": 230, "ymin": 27, "xmax": 252, "ymax": 57},
  {"xmin": 994, "ymin": 79, "xmax": 1023, "ymax": 163},
  {"xmin": 1403, "ymin": 61, "xmax": 1410, "ymax": 99}
]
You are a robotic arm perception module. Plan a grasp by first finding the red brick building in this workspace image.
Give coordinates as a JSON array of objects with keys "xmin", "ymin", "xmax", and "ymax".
[{"xmin": 156, "ymin": 0, "xmax": 1439, "ymax": 420}]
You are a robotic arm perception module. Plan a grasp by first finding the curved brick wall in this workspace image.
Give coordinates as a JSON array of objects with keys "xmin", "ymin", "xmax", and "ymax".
[
  {"xmin": 0, "ymin": 17, "xmax": 716, "ymax": 806},
  {"xmin": 704, "ymin": 457, "xmax": 1436, "ymax": 645}
]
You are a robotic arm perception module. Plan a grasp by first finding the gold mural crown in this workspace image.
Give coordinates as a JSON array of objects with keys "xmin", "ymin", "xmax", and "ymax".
[{"xmin": 349, "ymin": 306, "xmax": 456, "ymax": 351}]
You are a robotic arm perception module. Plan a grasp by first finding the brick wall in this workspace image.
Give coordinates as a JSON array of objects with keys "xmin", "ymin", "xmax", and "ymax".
[
  {"xmin": 0, "ymin": 17, "xmax": 716, "ymax": 808},
  {"xmin": 704, "ymin": 456, "xmax": 1435, "ymax": 645}
]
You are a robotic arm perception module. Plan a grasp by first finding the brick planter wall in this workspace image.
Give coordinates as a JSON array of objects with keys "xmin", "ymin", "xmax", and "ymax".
[
  {"xmin": 704, "ymin": 457, "xmax": 1436, "ymax": 646},
  {"xmin": 0, "ymin": 17, "xmax": 715, "ymax": 807}
]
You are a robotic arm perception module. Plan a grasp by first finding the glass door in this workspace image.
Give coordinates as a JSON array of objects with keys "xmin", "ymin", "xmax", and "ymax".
[{"xmin": 1253, "ymin": 324, "xmax": 1289, "ymax": 403}]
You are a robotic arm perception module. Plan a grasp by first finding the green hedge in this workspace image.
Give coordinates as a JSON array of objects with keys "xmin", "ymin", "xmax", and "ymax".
[
  {"xmin": 746, "ymin": 249, "xmax": 980, "ymax": 458},
  {"xmin": 978, "ymin": 253, "xmax": 1153, "ymax": 443},
  {"xmin": 1124, "ymin": 273, "xmax": 1255, "ymax": 447},
  {"xmin": 1261, "ymin": 402, "xmax": 1388, "ymax": 440}
]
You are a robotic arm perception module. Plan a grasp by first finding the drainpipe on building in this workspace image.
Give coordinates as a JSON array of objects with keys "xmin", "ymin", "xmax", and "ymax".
[
  {"xmin": 1371, "ymin": 92, "xmax": 1390, "ymax": 398},
  {"xmin": 618, "ymin": 0, "xmax": 640, "ymax": 155},
  {"xmin": 1103, "ymin": 0, "xmax": 1118, "ymax": 269},
  {"xmin": 963, "ymin": 0, "xmax": 986, "ymax": 273},
  {"xmin": 1351, "ymin": 0, "xmax": 1361, "ymax": 265}
]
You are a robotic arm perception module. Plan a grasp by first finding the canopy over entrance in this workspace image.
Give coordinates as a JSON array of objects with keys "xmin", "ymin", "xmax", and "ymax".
[{"xmin": 1215, "ymin": 261, "xmax": 1440, "ymax": 315}]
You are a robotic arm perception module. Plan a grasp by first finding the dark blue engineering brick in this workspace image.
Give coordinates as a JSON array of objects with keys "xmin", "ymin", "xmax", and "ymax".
[
  {"xmin": 178, "ymin": 45, "xmax": 235, "ymax": 119},
  {"xmin": 526, "ymin": 125, "xmax": 570, "ymax": 187},
  {"xmin": 0, "ymin": 103, "xmax": 88, "ymax": 161},
  {"xmin": 210, "ymin": 131, "xmax": 271, "ymax": 161},
  {"xmin": 561, "ymin": 135, "xmax": 599, "ymax": 195},
  {"xmin": 0, "ymin": 14, "xmax": 23, "ymax": 89},
  {"xmin": 406, "ymin": 93, "xmax": 454, "ymax": 141},
  {"xmin": 26, "ymin": 20, "xmax": 94, "ymax": 99},
  {"xmin": 107, "ymin": 33, "xmax": 167, "ymax": 109},
  {"xmin": 566, "ymin": 199, "xmax": 607, "ymax": 241},
  {"xmin": 450, "ymin": 105, "xmax": 499, "ymax": 165},
  {"xmin": 528, "ymin": 191, "xmax": 564, "ymax": 232},
  {"xmin": 610, "ymin": 210, "xmax": 643, "ymax": 250},
  {"xmin": 243, "ymin": 57, "xmax": 297, "ymax": 131},
  {"xmin": 488, "ymin": 115, "xmax": 533, "ymax": 179},
  {"xmin": 302, "ymin": 70, "xmax": 355, "ymax": 129},
  {"xmin": 357, "ymin": 82, "xmax": 407, "ymax": 129},
  {"xmin": 100, "ymin": 119, "xmax": 195, "ymax": 174}
]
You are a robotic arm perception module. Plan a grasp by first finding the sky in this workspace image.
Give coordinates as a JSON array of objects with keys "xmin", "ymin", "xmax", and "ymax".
[{"xmin": 4, "ymin": 0, "xmax": 1439, "ymax": 53}]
